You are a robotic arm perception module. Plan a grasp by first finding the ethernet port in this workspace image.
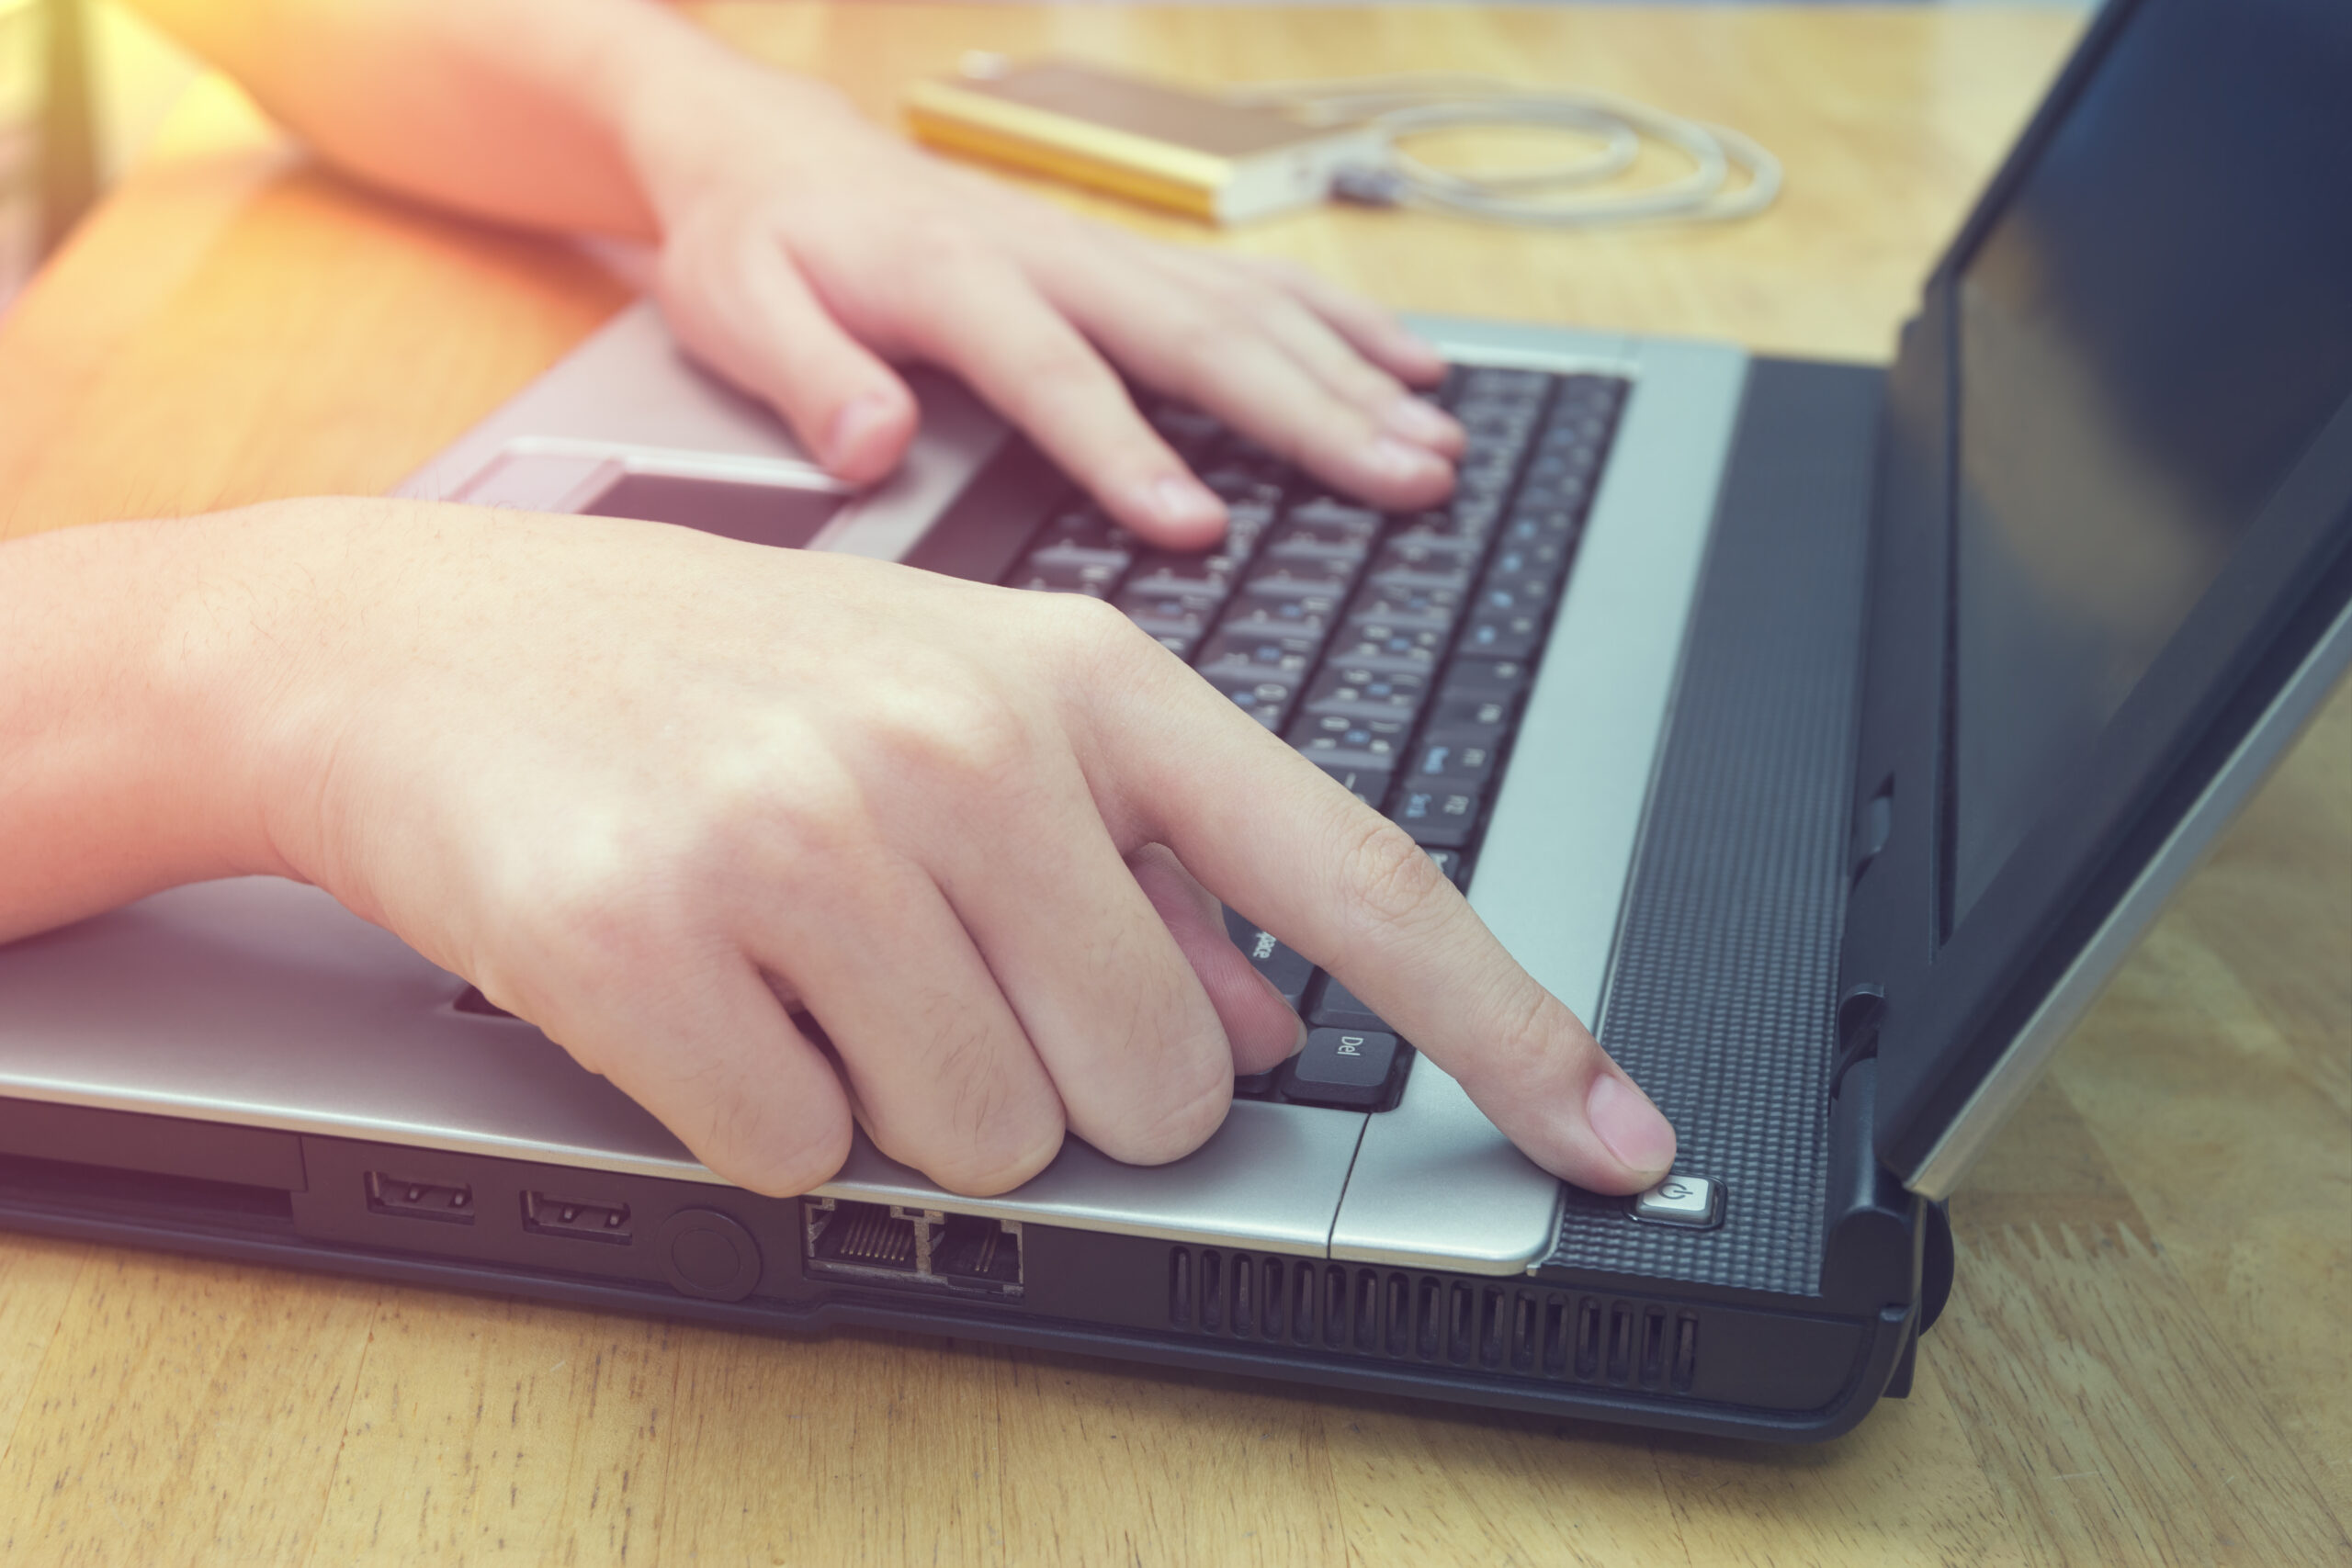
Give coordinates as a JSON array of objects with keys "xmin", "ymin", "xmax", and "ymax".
[
  {"xmin": 807, "ymin": 1199, "xmax": 925, "ymax": 1274},
  {"xmin": 933, "ymin": 1213, "xmax": 1022, "ymax": 1288},
  {"xmin": 800, "ymin": 1198, "xmax": 1023, "ymax": 1298}
]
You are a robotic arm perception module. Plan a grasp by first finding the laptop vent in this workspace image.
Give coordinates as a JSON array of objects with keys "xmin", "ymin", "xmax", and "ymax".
[{"xmin": 1165, "ymin": 1248, "xmax": 1698, "ymax": 1393}]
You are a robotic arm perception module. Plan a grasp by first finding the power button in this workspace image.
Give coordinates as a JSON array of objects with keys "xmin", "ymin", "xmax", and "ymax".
[{"xmin": 1632, "ymin": 1174, "xmax": 1724, "ymax": 1229}]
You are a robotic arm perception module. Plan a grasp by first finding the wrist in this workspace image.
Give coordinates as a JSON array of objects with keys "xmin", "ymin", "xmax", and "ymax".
[
  {"xmin": 0, "ymin": 511, "xmax": 318, "ymax": 938},
  {"xmin": 601, "ymin": 23, "xmax": 872, "ymax": 233}
]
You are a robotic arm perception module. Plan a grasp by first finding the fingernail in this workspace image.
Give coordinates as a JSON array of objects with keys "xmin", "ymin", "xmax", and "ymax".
[
  {"xmin": 1250, "ymin": 967, "xmax": 1309, "ymax": 1059},
  {"xmin": 1586, "ymin": 1074, "xmax": 1677, "ymax": 1176},
  {"xmin": 1382, "ymin": 394, "xmax": 1461, "ymax": 448},
  {"xmin": 1366, "ymin": 434, "xmax": 1447, "ymax": 484},
  {"xmin": 1144, "ymin": 472, "xmax": 1227, "ymax": 533},
  {"xmin": 825, "ymin": 392, "xmax": 899, "ymax": 473}
]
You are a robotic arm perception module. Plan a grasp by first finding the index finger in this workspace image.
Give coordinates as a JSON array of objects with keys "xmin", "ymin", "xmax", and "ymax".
[
  {"xmin": 1080, "ymin": 652, "xmax": 1677, "ymax": 1194},
  {"xmin": 890, "ymin": 250, "xmax": 1228, "ymax": 550}
]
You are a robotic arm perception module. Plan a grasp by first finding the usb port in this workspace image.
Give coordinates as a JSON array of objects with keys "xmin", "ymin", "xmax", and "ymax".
[
  {"xmin": 365, "ymin": 1171, "xmax": 475, "ymax": 1224},
  {"xmin": 521, "ymin": 1190, "xmax": 632, "ymax": 1245}
]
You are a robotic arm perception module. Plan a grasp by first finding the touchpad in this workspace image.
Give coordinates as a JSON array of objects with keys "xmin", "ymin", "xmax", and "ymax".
[{"xmin": 581, "ymin": 472, "xmax": 846, "ymax": 550}]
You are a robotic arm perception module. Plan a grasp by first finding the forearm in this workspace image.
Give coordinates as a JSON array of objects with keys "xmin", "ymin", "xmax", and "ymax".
[
  {"xmin": 118, "ymin": 0, "xmax": 849, "ymax": 241},
  {"xmin": 0, "ymin": 514, "xmax": 305, "ymax": 942}
]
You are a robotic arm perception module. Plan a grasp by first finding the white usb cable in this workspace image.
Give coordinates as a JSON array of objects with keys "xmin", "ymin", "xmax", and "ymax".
[{"xmin": 1221, "ymin": 73, "xmax": 1781, "ymax": 228}]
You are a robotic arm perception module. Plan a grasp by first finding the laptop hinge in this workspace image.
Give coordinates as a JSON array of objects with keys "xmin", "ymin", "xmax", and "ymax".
[{"xmin": 1818, "ymin": 1057, "xmax": 1921, "ymax": 1312}]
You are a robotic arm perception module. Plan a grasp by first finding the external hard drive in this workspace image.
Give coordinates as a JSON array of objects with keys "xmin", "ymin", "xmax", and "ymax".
[{"xmin": 904, "ymin": 59, "xmax": 1385, "ymax": 225}]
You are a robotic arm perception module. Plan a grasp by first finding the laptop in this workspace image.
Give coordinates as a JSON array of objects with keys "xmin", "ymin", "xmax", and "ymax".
[{"xmin": 1, "ymin": 0, "xmax": 2344, "ymax": 1443}]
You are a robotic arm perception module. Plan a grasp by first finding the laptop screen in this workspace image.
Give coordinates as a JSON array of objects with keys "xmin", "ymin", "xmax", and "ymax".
[{"xmin": 1946, "ymin": 0, "xmax": 2352, "ymax": 929}]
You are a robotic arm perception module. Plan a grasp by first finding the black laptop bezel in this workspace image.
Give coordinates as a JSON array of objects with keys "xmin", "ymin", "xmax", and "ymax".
[{"xmin": 1838, "ymin": 0, "xmax": 2352, "ymax": 1181}]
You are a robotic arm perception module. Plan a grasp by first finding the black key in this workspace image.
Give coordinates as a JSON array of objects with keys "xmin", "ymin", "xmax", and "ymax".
[
  {"xmin": 1463, "ymin": 441, "xmax": 1534, "ymax": 480},
  {"xmin": 1306, "ymin": 972, "xmax": 1389, "ymax": 1032},
  {"xmin": 1475, "ymin": 575, "xmax": 1556, "ymax": 619},
  {"xmin": 1197, "ymin": 467, "xmax": 1283, "ymax": 508},
  {"xmin": 1010, "ymin": 557, "xmax": 1118, "ymax": 597},
  {"xmin": 1222, "ymin": 593, "xmax": 1338, "ymax": 640},
  {"xmin": 1542, "ymin": 406, "xmax": 1609, "ymax": 441},
  {"xmin": 1420, "ymin": 686, "xmax": 1514, "ymax": 724},
  {"xmin": 1374, "ymin": 533, "xmax": 1483, "ymax": 572},
  {"xmin": 1366, "ymin": 558, "xmax": 1475, "ymax": 596},
  {"xmin": 1266, "ymin": 516, "xmax": 1378, "ymax": 565},
  {"xmin": 1303, "ymin": 664, "xmax": 1430, "ymax": 722},
  {"xmin": 1469, "ymin": 427, "xmax": 1528, "ymax": 465},
  {"xmin": 1322, "ymin": 622, "xmax": 1448, "ymax": 675},
  {"xmin": 1204, "ymin": 673, "xmax": 1299, "ymax": 731},
  {"xmin": 1233, "ymin": 1069, "xmax": 1279, "ymax": 1099},
  {"xmin": 1391, "ymin": 783, "xmax": 1483, "ymax": 849},
  {"xmin": 1534, "ymin": 423, "xmax": 1600, "ymax": 461},
  {"xmin": 1388, "ymin": 507, "xmax": 1487, "ymax": 547},
  {"xmin": 1486, "ymin": 536, "xmax": 1572, "ymax": 584},
  {"xmin": 1033, "ymin": 508, "xmax": 1138, "ymax": 562},
  {"xmin": 1504, "ymin": 502, "xmax": 1581, "ymax": 541},
  {"xmin": 1281, "ymin": 1029, "xmax": 1401, "ymax": 1111},
  {"xmin": 1410, "ymin": 737, "xmax": 1498, "ymax": 787},
  {"xmin": 1285, "ymin": 496, "xmax": 1385, "ymax": 536},
  {"xmin": 1550, "ymin": 381, "xmax": 1609, "ymax": 411},
  {"xmin": 1452, "ymin": 395, "xmax": 1532, "ymax": 432},
  {"xmin": 1222, "ymin": 498, "xmax": 1279, "ymax": 560},
  {"xmin": 1309, "ymin": 762, "xmax": 1392, "ymax": 807},
  {"xmin": 1521, "ymin": 448, "xmax": 1593, "ymax": 484},
  {"xmin": 1246, "ymin": 558, "xmax": 1357, "ymax": 602},
  {"xmin": 1512, "ymin": 479, "xmax": 1591, "ymax": 522},
  {"xmin": 1451, "ymin": 405, "xmax": 1539, "ymax": 443},
  {"xmin": 1525, "ymin": 447, "xmax": 1597, "ymax": 484},
  {"xmin": 1125, "ymin": 548, "xmax": 1243, "ymax": 600},
  {"xmin": 1222, "ymin": 907, "xmax": 1315, "ymax": 1009},
  {"xmin": 1461, "ymin": 366, "xmax": 1549, "ymax": 400},
  {"xmin": 1458, "ymin": 609, "xmax": 1544, "ymax": 660},
  {"xmin": 1464, "ymin": 407, "xmax": 1537, "ymax": 445},
  {"xmin": 1428, "ymin": 692, "xmax": 1516, "ymax": 735},
  {"xmin": 1193, "ymin": 628, "xmax": 1321, "ymax": 682},
  {"xmin": 1287, "ymin": 713, "xmax": 1411, "ymax": 771},
  {"xmin": 1546, "ymin": 406, "xmax": 1612, "ymax": 445},
  {"xmin": 1426, "ymin": 848, "xmax": 1464, "ymax": 886},
  {"xmin": 1347, "ymin": 582, "xmax": 1466, "ymax": 634},
  {"xmin": 1441, "ymin": 658, "xmax": 1533, "ymax": 699},
  {"xmin": 1020, "ymin": 532, "xmax": 1132, "ymax": 576},
  {"xmin": 1117, "ymin": 587, "xmax": 1221, "ymax": 641},
  {"xmin": 1455, "ymin": 458, "xmax": 1517, "ymax": 502},
  {"xmin": 1448, "ymin": 493, "xmax": 1506, "ymax": 536}
]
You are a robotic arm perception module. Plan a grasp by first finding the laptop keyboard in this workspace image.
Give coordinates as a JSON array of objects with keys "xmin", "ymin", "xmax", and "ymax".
[{"xmin": 999, "ymin": 366, "xmax": 1630, "ymax": 1112}]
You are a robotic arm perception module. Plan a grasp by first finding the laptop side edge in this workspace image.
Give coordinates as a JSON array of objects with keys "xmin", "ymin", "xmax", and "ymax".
[
  {"xmin": 1836, "ymin": 0, "xmax": 2352, "ymax": 1191},
  {"xmin": 1905, "ymin": 591, "xmax": 2352, "ymax": 1198}
]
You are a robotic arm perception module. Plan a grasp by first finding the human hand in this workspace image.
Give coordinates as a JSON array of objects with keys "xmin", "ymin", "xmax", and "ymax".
[
  {"xmin": 622, "ymin": 67, "xmax": 1464, "ymax": 547},
  {"xmin": 216, "ymin": 501, "xmax": 1672, "ymax": 1198},
  {"xmin": 107, "ymin": 0, "xmax": 1455, "ymax": 545}
]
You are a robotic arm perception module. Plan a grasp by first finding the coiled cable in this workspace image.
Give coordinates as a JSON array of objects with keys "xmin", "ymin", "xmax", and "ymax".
[{"xmin": 1222, "ymin": 73, "xmax": 1780, "ymax": 228}]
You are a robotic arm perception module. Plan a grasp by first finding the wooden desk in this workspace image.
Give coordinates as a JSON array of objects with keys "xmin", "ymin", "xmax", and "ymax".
[{"xmin": 2, "ymin": 6, "xmax": 2345, "ymax": 1562}]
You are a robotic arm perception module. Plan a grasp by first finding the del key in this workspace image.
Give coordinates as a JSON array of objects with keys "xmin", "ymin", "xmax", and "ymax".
[{"xmin": 1281, "ymin": 1028, "xmax": 1401, "ymax": 1111}]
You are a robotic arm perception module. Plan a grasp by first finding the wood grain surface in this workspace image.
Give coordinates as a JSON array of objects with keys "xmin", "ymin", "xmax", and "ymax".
[{"xmin": 2, "ymin": 6, "xmax": 2346, "ymax": 1563}]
